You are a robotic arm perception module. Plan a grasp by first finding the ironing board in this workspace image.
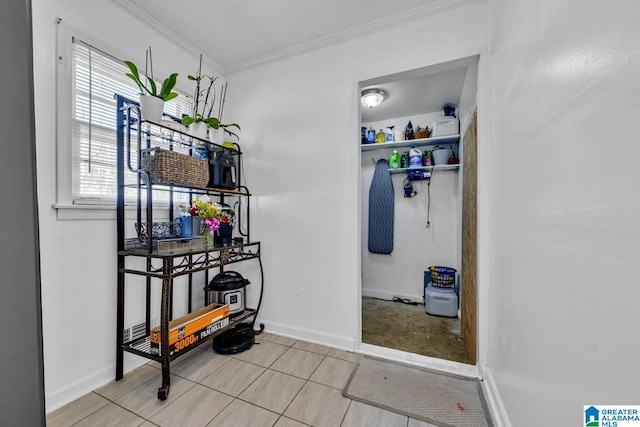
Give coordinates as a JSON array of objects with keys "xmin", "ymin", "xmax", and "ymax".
[{"xmin": 368, "ymin": 159, "xmax": 394, "ymax": 254}]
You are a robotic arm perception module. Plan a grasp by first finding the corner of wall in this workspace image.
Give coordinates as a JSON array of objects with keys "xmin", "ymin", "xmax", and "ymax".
[{"xmin": 480, "ymin": 366, "xmax": 511, "ymax": 427}]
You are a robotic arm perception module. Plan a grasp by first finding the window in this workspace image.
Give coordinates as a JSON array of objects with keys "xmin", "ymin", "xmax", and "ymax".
[{"xmin": 57, "ymin": 23, "xmax": 193, "ymax": 213}]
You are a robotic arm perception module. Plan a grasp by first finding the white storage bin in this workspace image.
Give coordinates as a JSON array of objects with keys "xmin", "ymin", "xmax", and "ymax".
[
  {"xmin": 431, "ymin": 116, "xmax": 459, "ymax": 137},
  {"xmin": 424, "ymin": 283, "xmax": 458, "ymax": 317}
]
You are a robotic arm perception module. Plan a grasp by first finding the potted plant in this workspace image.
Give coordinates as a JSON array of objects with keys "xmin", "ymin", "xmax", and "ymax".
[
  {"xmin": 181, "ymin": 54, "xmax": 240, "ymax": 143},
  {"xmin": 124, "ymin": 47, "xmax": 179, "ymax": 122}
]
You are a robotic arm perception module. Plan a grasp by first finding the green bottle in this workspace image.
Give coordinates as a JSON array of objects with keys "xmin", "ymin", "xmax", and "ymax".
[{"xmin": 389, "ymin": 150, "xmax": 400, "ymax": 169}]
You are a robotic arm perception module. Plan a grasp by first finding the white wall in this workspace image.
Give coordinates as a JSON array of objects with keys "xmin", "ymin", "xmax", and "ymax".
[
  {"xmin": 31, "ymin": 0, "xmax": 223, "ymax": 412},
  {"xmin": 225, "ymin": 2, "xmax": 487, "ymax": 350},
  {"xmin": 32, "ymin": 0, "xmax": 491, "ymax": 416},
  {"xmin": 361, "ymin": 113, "xmax": 459, "ymax": 302},
  {"xmin": 486, "ymin": 0, "xmax": 640, "ymax": 425},
  {"xmin": 458, "ymin": 62, "xmax": 478, "ymax": 139},
  {"xmin": 33, "ymin": 0, "xmax": 640, "ymax": 423}
]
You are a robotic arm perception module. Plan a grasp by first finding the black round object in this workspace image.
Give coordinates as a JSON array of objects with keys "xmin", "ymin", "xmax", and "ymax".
[{"xmin": 212, "ymin": 323, "xmax": 255, "ymax": 354}]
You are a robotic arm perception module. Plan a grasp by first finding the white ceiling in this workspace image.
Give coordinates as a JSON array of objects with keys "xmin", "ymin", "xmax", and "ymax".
[
  {"xmin": 122, "ymin": 0, "xmax": 475, "ymax": 72},
  {"xmin": 120, "ymin": 0, "xmax": 478, "ymax": 120},
  {"xmin": 361, "ymin": 66, "xmax": 469, "ymax": 123}
]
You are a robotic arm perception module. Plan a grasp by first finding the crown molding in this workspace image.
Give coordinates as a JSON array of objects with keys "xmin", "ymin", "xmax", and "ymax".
[
  {"xmin": 110, "ymin": 0, "xmax": 225, "ymax": 75},
  {"xmin": 111, "ymin": 0, "xmax": 481, "ymax": 75},
  {"xmin": 225, "ymin": 0, "xmax": 482, "ymax": 73}
]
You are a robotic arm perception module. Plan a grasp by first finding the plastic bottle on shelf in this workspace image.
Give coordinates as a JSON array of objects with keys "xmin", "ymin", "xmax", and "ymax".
[
  {"xmin": 401, "ymin": 151, "xmax": 409, "ymax": 168},
  {"xmin": 409, "ymin": 146, "xmax": 422, "ymax": 168},
  {"xmin": 375, "ymin": 129, "xmax": 386, "ymax": 143},
  {"xmin": 366, "ymin": 127, "xmax": 376, "ymax": 144},
  {"xmin": 424, "ymin": 150, "xmax": 432, "ymax": 166},
  {"xmin": 389, "ymin": 150, "xmax": 400, "ymax": 169},
  {"xmin": 405, "ymin": 121, "xmax": 414, "ymax": 140},
  {"xmin": 385, "ymin": 126, "xmax": 394, "ymax": 142}
]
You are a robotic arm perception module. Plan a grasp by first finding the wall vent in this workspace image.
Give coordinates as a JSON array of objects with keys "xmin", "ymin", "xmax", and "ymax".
[{"xmin": 123, "ymin": 319, "xmax": 155, "ymax": 343}]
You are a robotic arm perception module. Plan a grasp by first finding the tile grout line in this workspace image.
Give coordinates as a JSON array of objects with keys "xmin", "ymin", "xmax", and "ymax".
[
  {"xmin": 277, "ymin": 351, "xmax": 334, "ymax": 425},
  {"xmin": 67, "ymin": 333, "xmax": 367, "ymax": 426},
  {"xmin": 62, "ymin": 392, "xmax": 110, "ymax": 427},
  {"xmin": 339, "ymin": 399, "xmax": 354, "ymax": 427},
  {"xmin": 68, "ymin": 391, "xmax": 153, "ymax": 427},
  {"xmin": 198, "ymin": 334, "xmax": 296, "ymax": 419}
]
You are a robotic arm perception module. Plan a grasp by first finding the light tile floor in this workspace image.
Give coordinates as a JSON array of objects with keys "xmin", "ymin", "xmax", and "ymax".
[{"xmin": 47, "ymin": 332, "xmax": 438, "ymax": 427}]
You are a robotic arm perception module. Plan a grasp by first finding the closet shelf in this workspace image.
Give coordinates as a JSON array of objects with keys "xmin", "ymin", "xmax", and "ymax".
[
  {"xmin": 389, "ymin": 164, "xmax": 459, "ymax": 174},
  {"xmin": 361, "ymin": 134, "xmax": 459, "ymax": 152}
]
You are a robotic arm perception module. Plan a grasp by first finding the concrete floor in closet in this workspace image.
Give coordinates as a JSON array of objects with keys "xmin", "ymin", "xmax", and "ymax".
[{"xmin": 361, "ymin": 297, "xmax": 469, "ymax": 364}]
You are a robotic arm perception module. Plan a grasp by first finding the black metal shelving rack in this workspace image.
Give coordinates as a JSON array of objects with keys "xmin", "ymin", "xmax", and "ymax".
[{"xmin": 114, "ymin": 94, "xmax": 264, "ymax": 400}]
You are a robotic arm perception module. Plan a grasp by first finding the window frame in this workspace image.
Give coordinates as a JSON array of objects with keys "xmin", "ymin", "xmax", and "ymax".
[{"xmin": 54, "ymin": 21, "xmax": 191, "ymax": 220}]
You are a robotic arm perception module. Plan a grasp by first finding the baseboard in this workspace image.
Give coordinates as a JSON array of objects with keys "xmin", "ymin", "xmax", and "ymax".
[
  {"xmin": 45, "ymin": 365, "xmax": 113, "ymax": 413},
  {"xmin": 362, "ymin": 288, "xmax": 424, "ymax": 303},
  {"xmin": 481, "ymin": 366, "xmax": 511, "ymax": 427},
  {"xmin": 260, "ymin": 319, "xmax": 356, "ymax": 352},
  {"xmin": 45, "ymin": 355, "xmax": 148, "ymax": 413},
  {"xmin": 358, "ymin": 343, "xmax": 480, "ymax": 379}
]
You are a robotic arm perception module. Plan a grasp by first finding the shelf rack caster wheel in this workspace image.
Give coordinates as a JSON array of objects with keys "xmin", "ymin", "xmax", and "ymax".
[{"xmin": 157, "ymin": 386, "xmax": 170, "ymax": 401}]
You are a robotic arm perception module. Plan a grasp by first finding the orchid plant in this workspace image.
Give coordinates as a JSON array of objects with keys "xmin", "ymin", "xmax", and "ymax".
[
  {"xmin": 181, "ymin": 54, "xmax": 241, "ymax": 139},
  {"xmin": 124, "ymin": 47, "xmax": 178, "ymax": 101}
]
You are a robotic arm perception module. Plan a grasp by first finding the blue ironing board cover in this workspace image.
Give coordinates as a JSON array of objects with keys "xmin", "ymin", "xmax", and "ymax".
[{"xmin": 368, "ymin": 159, "xmax": 394, "ymax": 254}]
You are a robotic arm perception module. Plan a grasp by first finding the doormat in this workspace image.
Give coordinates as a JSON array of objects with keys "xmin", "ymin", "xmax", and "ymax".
[{"xmin": 342, "ymin": 357, "xmax": 492, "ymax": 427}]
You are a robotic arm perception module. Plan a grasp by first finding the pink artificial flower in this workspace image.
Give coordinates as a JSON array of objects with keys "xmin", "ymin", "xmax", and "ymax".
[{"xmin": 202, "ymin": 218, "xmax": 221, "ymax": 232}]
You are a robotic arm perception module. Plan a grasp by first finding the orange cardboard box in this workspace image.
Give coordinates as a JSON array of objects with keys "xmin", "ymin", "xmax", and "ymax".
[{"xmin": 150, "ymin": 303, "xmax": 229, "ymax": 355}]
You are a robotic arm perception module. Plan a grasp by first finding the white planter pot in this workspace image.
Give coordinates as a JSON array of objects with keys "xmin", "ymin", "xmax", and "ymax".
[
  {"xmin": 139, "ymin": 95, "xmax": 164, "ymax": 122},
  {"xmin": 189, "ymin": 122, "xmax": 208, "ymax": 140},
  {"xmin": 209, "ymin": 127, "xmax": 225, "ymax": 145}
]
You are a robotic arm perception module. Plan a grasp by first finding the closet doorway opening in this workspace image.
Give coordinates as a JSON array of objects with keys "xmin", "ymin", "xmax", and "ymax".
[{"xmin": 359, "ymin": 55, "xmax": 479, "ymax": 366}]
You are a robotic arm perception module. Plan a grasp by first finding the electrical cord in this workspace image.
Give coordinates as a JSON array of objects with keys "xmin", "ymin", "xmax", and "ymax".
[
  {"xmin": 426, "ymin": 176, "xmax": 431, "ymax": 228},
  {"xmin": 392, "ymin": 296, "xmax": 419, "ymax": 306},
  {"xmin": 237, "ymin": 148, "xmax": 248, "ymax": 235}
]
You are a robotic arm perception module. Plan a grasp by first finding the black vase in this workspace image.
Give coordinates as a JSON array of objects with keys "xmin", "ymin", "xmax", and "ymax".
[{"xmin": 214, "ymin": 223, "xmax": 233, "ymax": 246}]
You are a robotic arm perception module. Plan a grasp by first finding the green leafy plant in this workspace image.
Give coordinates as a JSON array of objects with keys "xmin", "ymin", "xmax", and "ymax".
[
  {"xmin": 181, "ymin": 54, "xmax": 240, "ymax": 139},
  {"xmin": 124, "ymin": 47, "xmax": 179, "ymax": 102}
]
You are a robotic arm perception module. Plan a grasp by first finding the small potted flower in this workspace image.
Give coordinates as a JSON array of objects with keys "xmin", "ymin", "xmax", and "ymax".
[{"xmin": 190, "ymin": 196, "xmax": 222, "ymax": 246}]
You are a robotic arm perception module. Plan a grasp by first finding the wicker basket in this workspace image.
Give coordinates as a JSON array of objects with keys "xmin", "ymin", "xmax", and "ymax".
[
  {"xmin": 141, "ymin": 148, "xmax": 209, "ymax": 188},
  {"xmin": 414, "ymin": 129, "xmax": 431, "ymax": 139}
]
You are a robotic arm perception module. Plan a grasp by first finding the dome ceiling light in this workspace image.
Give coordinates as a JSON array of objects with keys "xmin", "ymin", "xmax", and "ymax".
[{"xmin": 361, "ymin": 88, "xmax": 387, "ymax": 108}]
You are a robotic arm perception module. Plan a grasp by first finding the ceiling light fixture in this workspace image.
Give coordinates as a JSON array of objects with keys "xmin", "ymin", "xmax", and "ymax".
[{"xmin": 361, "ymin": 88, "xmax": 387, "ymax": 108}]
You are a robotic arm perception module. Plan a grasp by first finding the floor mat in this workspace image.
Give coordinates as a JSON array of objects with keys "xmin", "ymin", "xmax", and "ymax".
[{"xmin": 343, "ymin": 357, "xmax": 492, "ymax": 427}]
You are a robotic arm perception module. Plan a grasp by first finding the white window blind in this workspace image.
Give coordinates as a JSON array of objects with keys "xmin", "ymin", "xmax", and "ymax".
[{"xmin": 71, "ymin": 38, "xmax": 193, "ymax": 204}]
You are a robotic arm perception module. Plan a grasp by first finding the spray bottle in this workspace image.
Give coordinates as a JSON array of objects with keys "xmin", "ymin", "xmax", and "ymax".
[{"xmin": 385, "ymin": 126, "xmax": 394, "ymax": 142}]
